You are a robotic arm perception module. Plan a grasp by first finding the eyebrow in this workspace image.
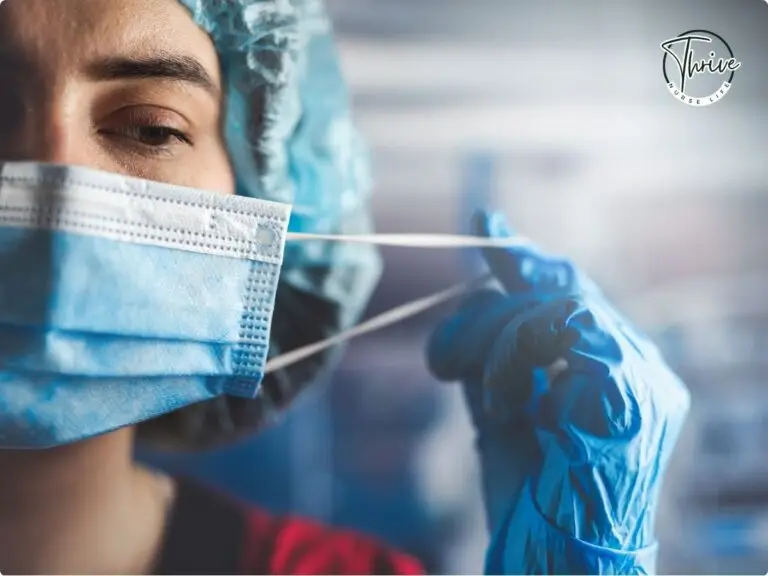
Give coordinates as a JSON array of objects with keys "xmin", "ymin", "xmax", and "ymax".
[{"xmin": 84, "ymin": 53, "xmax": 220, "ymax": 98}]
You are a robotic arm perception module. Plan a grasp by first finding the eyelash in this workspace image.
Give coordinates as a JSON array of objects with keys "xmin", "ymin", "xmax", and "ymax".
[{"xmin": 117, "ymin": 125, "xmax": 192, "ymax": 153}]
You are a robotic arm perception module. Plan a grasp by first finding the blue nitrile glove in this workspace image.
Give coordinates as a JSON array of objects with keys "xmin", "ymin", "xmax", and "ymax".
[{"xmin": 427, "ymin": 212, "xmax": 690, "ymax": 574}]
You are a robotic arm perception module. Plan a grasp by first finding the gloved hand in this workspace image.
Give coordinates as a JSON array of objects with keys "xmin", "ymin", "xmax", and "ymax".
[{"xmin": 427, "ymin": 212, "xmax": 690, "ymax": 574}]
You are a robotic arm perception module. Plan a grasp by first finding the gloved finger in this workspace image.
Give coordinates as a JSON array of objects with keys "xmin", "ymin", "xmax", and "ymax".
[
  {"xmin": 583, "ymin": 290, "xmax": 664, "ymax": 362},
  {"xmin": 482, "ymin": 299, "xmax": 582, "ymax": 417},
  {"xmin": 472, "ymin": 211, "xmax": 578, "ymax": 296},
  {"xmin": 426, "ymin": 288, "xmax": 518, "ymax": 382},
  {"xmin": 531, "ymin": 301, "xmax": 643, "ymax": 442}
]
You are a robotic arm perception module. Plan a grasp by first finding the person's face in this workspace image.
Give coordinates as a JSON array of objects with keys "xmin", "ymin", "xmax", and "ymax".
[{"xmin": 0, "ymin": 0, "xmax": 234, "ymax": 194}]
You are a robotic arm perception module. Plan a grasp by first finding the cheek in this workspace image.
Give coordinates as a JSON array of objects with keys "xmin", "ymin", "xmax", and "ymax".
[
  {"xmin": 161, "ymin": 141, "xmax": 235, "ymax": 196},
  {"xmin": 191, "ymin": 143, "xmax": 236, "ymax": 196}
]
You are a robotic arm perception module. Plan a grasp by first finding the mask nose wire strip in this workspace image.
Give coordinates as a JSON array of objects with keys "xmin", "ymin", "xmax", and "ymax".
[
  {"xmin": 284, "ymin": 232, "xmax": 533, "ymax": 249},
  {"xmin": 264, "ymin": 273, "xmax": 493, "ymax": 374}
]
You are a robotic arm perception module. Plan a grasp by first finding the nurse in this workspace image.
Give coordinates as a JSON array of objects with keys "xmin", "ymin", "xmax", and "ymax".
[{"xmin": 0, "ymin": 0, "xmax": 690, "ymax": 573}]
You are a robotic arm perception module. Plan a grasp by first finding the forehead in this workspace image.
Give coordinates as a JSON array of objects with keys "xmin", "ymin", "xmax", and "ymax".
[{"xmin": 0, "ymin": 0, "xmax": 221, "ymax": 82}]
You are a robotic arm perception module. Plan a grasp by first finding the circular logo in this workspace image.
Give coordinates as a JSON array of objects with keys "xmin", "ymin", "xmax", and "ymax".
[{"xmin": 661, "ymin": 30, "xmax": 741, "ymax": 107}]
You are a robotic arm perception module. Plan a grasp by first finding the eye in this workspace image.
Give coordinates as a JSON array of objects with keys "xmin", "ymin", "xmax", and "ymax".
[
  {"xmin": 98, "ymin": 106, "xmax": 194, "ymax": 156},
  {"xmin": 118, "ymin": 125, "xmax": 192, "ymax": 147}
]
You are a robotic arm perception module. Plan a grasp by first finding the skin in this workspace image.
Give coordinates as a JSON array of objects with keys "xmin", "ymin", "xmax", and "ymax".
[{"xmin": 0, "ymin": 0, "xmax": 235, "ymax": 572}]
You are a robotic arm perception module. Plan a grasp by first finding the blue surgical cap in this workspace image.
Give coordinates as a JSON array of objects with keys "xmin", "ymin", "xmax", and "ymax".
[{"xmin": 138, "ymin": 0, "xmax": 382, "ymax": 449}]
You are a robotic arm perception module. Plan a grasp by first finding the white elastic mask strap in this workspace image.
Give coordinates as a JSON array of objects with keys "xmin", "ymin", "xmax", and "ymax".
[
  {"xmin": 265, "ymin": 273, "xmax": 492, "ymax": 373},
  {"xmin": 265, "ymin": 231, "xmax": 529, "ymax": 374},
  {"xmin": 286, "ymin": 232, "xmax": 532, "ymax": 249}
]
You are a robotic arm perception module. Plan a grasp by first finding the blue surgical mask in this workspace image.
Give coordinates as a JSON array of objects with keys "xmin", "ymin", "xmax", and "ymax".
[
  {"xmin": 0, "ymin": 161, "xmax": 528, "ymax": 450},
  {"xmin": 0, "ymin": 161, "xmax": 291, "ymax": 449}
]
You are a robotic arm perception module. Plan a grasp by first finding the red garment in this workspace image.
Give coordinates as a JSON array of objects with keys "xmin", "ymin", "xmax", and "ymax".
[
  {"xmin": 154, "ymin": 478, "xmax": 425, "ymax": 575},
  {"xmin": 240, "ymin": 506, "xmax": 425, "ymax": 575}
]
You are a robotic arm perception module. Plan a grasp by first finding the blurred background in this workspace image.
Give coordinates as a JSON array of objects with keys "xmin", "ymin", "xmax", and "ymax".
[{"xmin": 141, "ymin": 0, "xmax": 768, "ymax": 573}]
